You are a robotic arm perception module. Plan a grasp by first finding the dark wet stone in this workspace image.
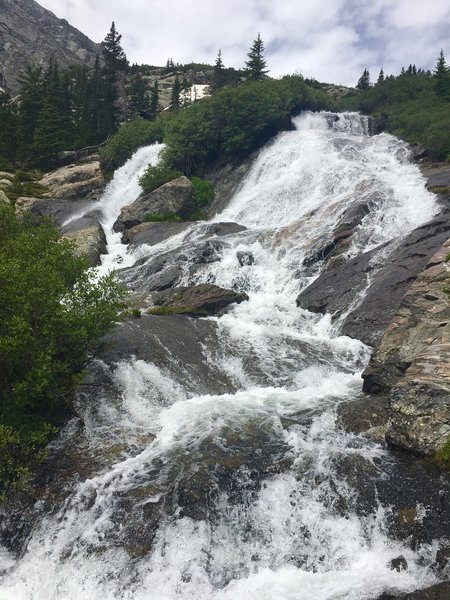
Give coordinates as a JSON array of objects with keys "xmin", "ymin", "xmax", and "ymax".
[
  {"xmin": 237, "ymin": 250, "xmax": 255, "ymax": 266},
  {"xmin": 151, "ymin": 284, "xmax": 249, "ymax": 316},
  {"xmin": 123, "ymin": 221, "xmax": 193, "ymax": 247},
  {"xmin": 390, "ymin": 555, "xmax": 408, "ymax": 572},
  {"xmin": 376, "ymin": 581, "xmax": 450, "ymax": 600}
]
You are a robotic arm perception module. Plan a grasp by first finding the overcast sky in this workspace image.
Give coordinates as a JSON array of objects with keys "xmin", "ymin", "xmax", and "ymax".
[{"xmin": 38, "ymin": 0, "xmax": 450, "ymax": 86}]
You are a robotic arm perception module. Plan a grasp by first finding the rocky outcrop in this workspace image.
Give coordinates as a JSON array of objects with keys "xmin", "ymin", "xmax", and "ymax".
[
  {"xmin": 297, "ymin": 210, "xmax": 450, "ymax": 347},
  {"xmin": 361, "ymin": 239, "xmax": 450, "ymax": 456},
  {"xmin": 40, "ymin": 161, "xmax": 104, "ymax": 200},
  {"xmin": 15, "ymin": 196, "xmax": 93, "ymax": 226},
  {"xmin": 61, "ymin": 211, "xmax": 107, "ymax": 267},
  {"xmin": 114, "ymin": 177, "xmax": 195, "ymax": 231},
  {"xmin": 149, "ymin": 284, "xmax": 249, "ymax": 316},
  {"xmin": 204, "ymin": 157, "xmax": 256, "ymax": 218},
  {"xmin": 0, "ymin": 0, "xmax": 100, "ymax": 94}
]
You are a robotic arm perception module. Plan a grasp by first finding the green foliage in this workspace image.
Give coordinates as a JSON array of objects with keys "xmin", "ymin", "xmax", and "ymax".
[
  {"xmin": 163, "ymin": 76, "xmax": 331, "ymax": 174},
  {"xmin": 191, "ymin": 176, "xmax": 214, "ymax": 216},
  {"xmin": 356, "ymin": 68, "xmax": 371, "ymax": 91},
  {"xmin": 101, "ymin": 117, "xmax": 165, "ymax": 172},
  {"xmin": 101, "ymin": 22, "xmax": 129, "ymax": 81},
  {"xmin": 339, "ymin": 66, "xmax": 450, "ymax": 160},
  {"xmin": 139, "ymin": 163, "xmax": 182, "ymax": 194},
  {"xmin": 143, "ymin": 212, "xmax": 182, "ymax": 222},
  {"xmin": 0, "ymin": 205, "xmax": 126, "ymax": 495}
]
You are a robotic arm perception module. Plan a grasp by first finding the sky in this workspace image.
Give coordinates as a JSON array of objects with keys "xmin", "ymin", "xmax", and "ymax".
[{"xmin": 38, "ymin": 0, "xmax": 450, "ymax": 86}]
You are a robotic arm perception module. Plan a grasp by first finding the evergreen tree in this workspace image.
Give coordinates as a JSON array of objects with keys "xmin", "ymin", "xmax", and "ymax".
[
  {"xmin": 34, "ymin": 61, "xmax": 73, "ymax": 165},
  {"xmin": 129, "ymin": 73, "xmax": 150, "ymax": 116},
  {"xmin": 149, "ymin": 79, "xmax": 160, "ymax": 118},
  {"xmin": 88, "ymin": 55, "xmax": 112, "ymax": 143},
  {"xmin": 181, "ymin": 77, "xmax": 191, "ymax": 107},
  {"xmin": 17, "ymin": 66, "xmax": 44, "ymax": 159},
  {"xmin": 376, "ymin": 68, "xmax": 385, "ymax": 85},
  {"xmin": 0, "ymin": 92, "xmax": 18, "ymax": 162},
  {"xmin": 245, "ymin": 34, "xmax": 269, "ymax": 81},
  {"xmin": 101, "ymin": 22, "xmax": 129, "ymax": 82},
  {"xmin": 356, "ymin": 68, "xmax": 371, "ymax": 90},
  {"xmin": 434, "ymin": 49, "xmax": 450, "ymax": 100},
  {"xmin": 211, "ymin": 49, "xmax": 226, "ymax": 92},
  {"xmin": 170, "ymin": 76, "xmax": 182, "ymax": 110}
]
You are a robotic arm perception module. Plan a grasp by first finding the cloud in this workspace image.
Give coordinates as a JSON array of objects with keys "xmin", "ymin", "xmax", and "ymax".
[{"xmin": 38, "ymin": 0, "xmax": 450, "ymax": 86}]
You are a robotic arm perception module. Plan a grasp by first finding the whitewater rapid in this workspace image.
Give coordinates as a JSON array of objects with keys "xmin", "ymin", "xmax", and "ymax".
[{"xmin": 0, "ymin": 112, "xmax": 443, "ymax": 600}]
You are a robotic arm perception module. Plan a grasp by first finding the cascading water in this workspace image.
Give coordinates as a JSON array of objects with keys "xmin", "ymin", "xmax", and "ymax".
[{"xmin": 0, "ymin": 112, "xmax": 445, "ymax": 600}]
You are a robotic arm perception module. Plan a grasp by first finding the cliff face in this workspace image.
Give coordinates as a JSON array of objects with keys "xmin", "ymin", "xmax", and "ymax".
[{"xmin": 0, "ymin": 0, "xmax": 100, "ymax": 94}]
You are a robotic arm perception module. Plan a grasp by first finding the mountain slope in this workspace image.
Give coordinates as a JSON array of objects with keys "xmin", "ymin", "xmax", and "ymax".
[{"xmin": 0, "ymin": 0, "xmax": 100, "ymax": 93}]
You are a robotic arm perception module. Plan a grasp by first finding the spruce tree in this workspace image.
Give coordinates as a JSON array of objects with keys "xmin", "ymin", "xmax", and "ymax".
[
  {"xmin": 376, "ymin": 68, "xmax": 385, "ymax": 85},
  {"xmin": 434, "ymin": 49, "xmax": 450, "ymax": 100},
  {"xmin": 356, "ymin": 68, "xmax": 371, "ymax": 90},
  {"xmin": 245, "ymin": 33, "xmax": 269, "ymax": 81},
  {"xmin": 181, "ymin": 77, "xmax": 191, "ymax": 107},
  {"xmin": 169, "ymin": 76, "xmax": 181, "ymax": 110},
  {"xmin": 149, "ymin": 79, "xmax": 160, "ymax": 118},
  {"xmin": 211, "ymin": 49, "xmax": 226, "ymax": 92},
  {"xmin": 17, "ymin": 66, "xmax": 44, "ymax": 159},
  {"xmin": 129, "ymin": 73, "xmax": 150, "ymax": 116},
  {"xmin": 101, "ymin": 22, "xmax": 129, "ymax": 82}
]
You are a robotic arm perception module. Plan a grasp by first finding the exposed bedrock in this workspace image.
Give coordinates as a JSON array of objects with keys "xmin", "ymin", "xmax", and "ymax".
[
  {"xmin": 149, "ymin": 284, "xmax": 249, "ymax": 316},
  {"xmin": 361, "ymin": 238, "xmax": 450, "ymax": 456},
  {"xmin": 297, "ymin": 209, "xmax": 450, "ymax": 347}
]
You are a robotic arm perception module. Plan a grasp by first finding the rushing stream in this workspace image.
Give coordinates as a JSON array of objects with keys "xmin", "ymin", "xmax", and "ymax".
[{"xmin": 0, "ymin": 112, "xmax": 445, "ymax": 599}]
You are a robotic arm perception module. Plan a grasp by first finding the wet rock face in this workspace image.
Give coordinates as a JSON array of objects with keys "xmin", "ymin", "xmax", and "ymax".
[
  {"xmin": 362, "ymin": 238, "xmax": 450, "ymax": 456},
  {"xmin": 114, "ymin": 177, "xmax": 196, "ymax": 231},
  {"xmin": 15, "ymin": 197, "xmax": 94, "ymax": 227},
  {"xmin": 376, "ymin": 581, "xmax": 450, "ymax": 600},
  {"xmin": 297, "ymin": 210, "xmax": 450, "ymax": 347},
  {"xmin": 123, "ymin": 221, "xmax": 194, "ymax": 247},
  {"xmin": 150, "ymin": 284, "xmax": 249, "ymax": 316},
  {"xmin": 40, "ymin": 161, "xmax": 104, "ymax": 200}
]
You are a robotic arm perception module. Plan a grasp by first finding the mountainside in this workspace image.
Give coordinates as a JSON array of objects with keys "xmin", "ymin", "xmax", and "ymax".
[{"xmin": 0, "ymin": 0, "xmax": 100, "ymax": 93}]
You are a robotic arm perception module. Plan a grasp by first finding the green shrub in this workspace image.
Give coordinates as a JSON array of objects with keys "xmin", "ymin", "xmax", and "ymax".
[
  {"xmin": 0, "ymin": 205, "xmax": 126, "ymax": 496},
  {"xmin": 5, "ymin": 170, "xmax": 48, "ymax": 204},
  {"xmin": 101, "ymin": 116, "xmax": 165, "ymax": 172},
  {"xmin": 435, "ymin": 437, "xmax": 450, "ymax": 467},
  {"xmin": 143, "ymin": 212, "xmax": 182, "ymax": 223},
  {"xmin": 191, "ymin": 176, "xmax": 214, "ymax": 209},
  {"xmin": 163, "ymin": 76, "xmax": 332, "ymax": 174},
  {"xmin": 139, "ymin": 163, "xmax": 182, "ymax": 194}
]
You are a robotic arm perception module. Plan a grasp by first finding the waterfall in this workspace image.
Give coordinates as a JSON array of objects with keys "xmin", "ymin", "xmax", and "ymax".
[{"xmin": 0, "ymin": 112, "xmax": 443, "ymax": 600}]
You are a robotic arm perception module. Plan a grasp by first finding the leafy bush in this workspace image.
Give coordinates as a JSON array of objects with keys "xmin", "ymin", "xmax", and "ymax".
[
  {"xmin": 139, "ymin": 163, "xmax": 182, "ymax": 194},
  {"xmin": 163, "ymin": 76, "xmax": 332, "ymax": 174},
  {"xmin": 143, "ymin": 212, "xmax": 182, "ymax": 222},
  {"xmin": 101, "ymin": 116, "xmax": 165, "ymax": 172},
  {"xmin": 338, "ymin": 73, "xmax": 450, "ymax": 160},
  {"xmin": 0, "ymin": 205, "xmax": 126, "ymax": 495},
  {"xmin": 191, "ymin": 177, "xmax": 214, "ymax": 209}
]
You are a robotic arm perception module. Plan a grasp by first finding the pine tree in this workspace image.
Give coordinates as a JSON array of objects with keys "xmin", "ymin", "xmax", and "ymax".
[
  {"xmin": 17, "ymin": 66, "xmax": 44, "ymax": 158},
  {"xmin": 129, "ymin": 73, "xmax": 150, "ymax": 116},
  {"xmin": 211, "ymin": 49, "xmax": 226, "ymax": 92},
  {"xmin": 356, "ymin": 68, "xmax": 371, "ymax": 90},
  {"xmin": 169, "ymin": 76, "xmax": 181, "ymax": 110},
  {"xmin": 0, "ymin": 92, "xmax": 18, "ymax": 162},
  {"xmin": 376, "ymin": 68, "xmax": 385, "ymax": 85},
  {"xmin": 101, "ymin": 22, "xmax": 128, "ymax": 82},
  {"xmin": 434, "ymin": 49, "xmax": 450, "ymax": 101},
  {"xmin": 181, "ymin": 77, "xmax": 191, "ymax": 107},
  {"xmin": 245, "ymin": 33, "xmax": 269, "ymax": 81},
  {"xmin": 149, "ymin": 79, "xmax": 160, "ymax": 118}
]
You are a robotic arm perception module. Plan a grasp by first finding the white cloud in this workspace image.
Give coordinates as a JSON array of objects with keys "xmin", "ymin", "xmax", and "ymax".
[{"xmin": 38, "ymin": 0, "xmax": 450, "ymax": 86}]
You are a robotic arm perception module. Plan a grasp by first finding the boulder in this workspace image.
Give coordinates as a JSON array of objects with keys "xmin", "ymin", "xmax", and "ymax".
[
  {"xmin": 149, "ymin": 284, "xmax": 249, "ymax": 316},
  {"xmin": 40, "ymin": 161, "xmax": 104, "ymax": 199},
  {"xmin": 114, "ymin": 177, "xmax": 195, "ymax": 231},
  {"xmin": 362, "ymin": 238, "xmax": 450, "ymax": 456},
  {"xmin": 123, "ymin": 221, "xmax": 194, "ymax": 247},
  {"xmin": 0, "ymin": 190, "xmax": 10, "ymax": 205},
  {"xmin": 420, "ymin": 163, "xmax": 450, "ymax": 192},
  {"xmin": 0, "ymin": 171, "xmax": 14, "ymax": 180},
  {"xmin": 0, "ymin": 178, "xmax": 12, "ymax": 189},
  {"xmin": 61, "ymin": 211, "xmax": 107, "ymax": 267}
]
